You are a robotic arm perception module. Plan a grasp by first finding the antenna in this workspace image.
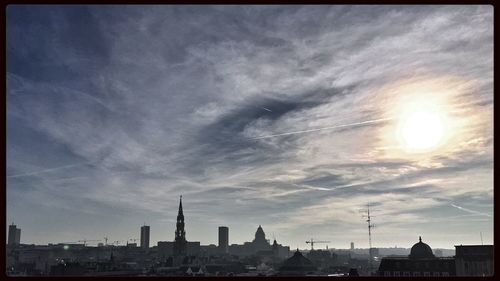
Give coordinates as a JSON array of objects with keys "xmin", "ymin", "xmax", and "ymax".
[
  {"xmin": 480, "ymin": 232, "xmax": 484, "ymax": 245},
  {"xmin": 361, "ymin": 203, "xmax": 376, "ymax": 275}
]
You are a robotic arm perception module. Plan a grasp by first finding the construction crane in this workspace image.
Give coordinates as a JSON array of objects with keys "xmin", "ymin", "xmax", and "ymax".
[
  {"xmin": 305, "ymin": 238, "xmax": 331, "ymax": 251},
  {"xmin": 77, "ymin": 239, "xmax": 101, "ymax": 246},
  {"xmin": 104, "ymin": 236, "xmax": 109, "ymax": 246}
]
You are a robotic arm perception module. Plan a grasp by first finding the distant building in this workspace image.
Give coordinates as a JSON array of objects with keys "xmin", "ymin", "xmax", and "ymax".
[
  {"xmin": 218, "ymin": 226, "xmax": 229, "ymax": 254},
  {"xmin": 455, "ymin": 245, "xmax": 493, "ymax": 276},
  {"xmin": 140, "ymin": 225, "xmax": 150, "ymax": 250},
  {"xmin": 377, "ymin": 237, "xmax": 455, "ymax": 277},
  {"xmin": 278, "ymin": 249, "xmax": 317, "ymax": 276},
  {"xmin": 227, "ymin": 225, "xmax": 289, "ymax": 258},
  {"xmin": 350, "ymin": 242, "xmax": 354, "ymax": 251},
  {"xmin": 369, "ymin": 247, "xmax": 379, "ymax": 258},
  {"xmin": 435, "ymin": 249, "xmax": 443, "ymax": 257},
  {"xmin": 252, "ymin": 225, "xmax": 270, "ymax": 252},
  {"xmin": 15, "ymin": 229, "xmax": 21, "ymax": 244},
  {"xmin": 8, "ymin": 223, "xmax": 21, "ymax": 245}
]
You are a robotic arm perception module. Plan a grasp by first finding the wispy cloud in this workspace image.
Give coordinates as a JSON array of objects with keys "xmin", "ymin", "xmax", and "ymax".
[{"xmin": 6, "ymin": 5, "xmax": 493, "ymax": 248}]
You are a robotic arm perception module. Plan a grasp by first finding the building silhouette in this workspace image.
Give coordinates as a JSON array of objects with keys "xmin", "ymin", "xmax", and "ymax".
[
  {"xmin": 455, "ymin": 245, "xmax": 494, "ymax": 276},
  {"xmin": 173, "ymin": 196, "xmax": 187, "ymax": 257},
  {"xmin": 252, "ymin": 225, "xmax": 270, "ymax": 252},
  {"xmin": 218, "ymin": 226, "xmax": 229, "ymax": 254},
  {"xmin": 8, "ymin": 223, "xmax": 21, "ymax": 245},
  {"xmin": 140, "ymin": 225, "xmax": 150, "ymax": 250},
  {"xmin": 350, "ymin": 242, "xmax": 354, "ymax": 251},
  {"xmin": 377, "ymin": 236, "xmax": 455, "ymax": 277},
  {"xmin": 278, "ymin": 249, "xmax": 317, "ymax": 276}
]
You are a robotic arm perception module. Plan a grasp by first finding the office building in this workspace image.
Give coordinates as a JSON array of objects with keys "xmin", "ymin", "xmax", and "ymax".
[
  {"xmin": 140, "ymin": 225, "xmax": 150, "ymax": 250},
  {"xmin": 8, "ymin": 223, "xmax": 21, "ymax": 245},
  {"xmin": 218, "ymin": 226, "xmax": 229, "ymax": 254}
]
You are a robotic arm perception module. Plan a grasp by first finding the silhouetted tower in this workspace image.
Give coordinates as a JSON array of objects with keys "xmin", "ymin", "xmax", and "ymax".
[
  {"xmin": 141, "ymin": 225, "xmax": 150, "ymax": 250},
  {"xmin": 8, "ymin": 223, "xmax": 21, "ymax": 245},
  {"xmin": 272, "ymin": 239, "xmax": 279, "ymax": 257},
  {"xmin": 218, "ymin": 226, "xmax": 229, "ymax": 254},
  {"xmin": 173, "ymin": 195, "xmax": 187, "ymax": 256},
  {"xmin": 361, "ymin": 203, "xmax": 376, "ymax": 274}
]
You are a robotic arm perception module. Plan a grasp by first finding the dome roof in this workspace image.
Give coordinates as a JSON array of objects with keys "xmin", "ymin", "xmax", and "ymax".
[
  {"xmin": 255, "ymin": 225, "xmax": 266, "ymax": 240},
  {"xmin": 409, "ymin": 236, "xmax": 435, "ymax": 259},
  {"xmin": 280, "ymin": 249, "xmax": 316, "ymax": 272}
]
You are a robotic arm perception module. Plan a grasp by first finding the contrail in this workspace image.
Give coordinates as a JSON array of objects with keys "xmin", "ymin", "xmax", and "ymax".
[
  {"xmin": 261, "ymin": 107, "xmax": 273, "ymax": 112},
  {"xmin": 7, "ymin": 162, "xmax": 92, "ymax": 178},
  {"xmin": 450, "ymin": 203, "xmax": 492, "ymax": 217},
  {"xmin": 249, "ymin": 117, "xmax": 392, "ymax": 140}
]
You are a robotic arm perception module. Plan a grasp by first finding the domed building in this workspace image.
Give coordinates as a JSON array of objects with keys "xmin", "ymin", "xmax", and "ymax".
[
  {"xmin": 409, "ymin": 236, "xmax": 435, "ymax": 259},
  {"xmin": 252, "ymin": 225, "xmax": 270, "ymax": 252},
  {"xmin": 278, "ymin": 249, "xmax": 317, "ymax": 276},
  {"xmin": 377, "ymin": 236, "xmax": 455, "ymax": 277}
]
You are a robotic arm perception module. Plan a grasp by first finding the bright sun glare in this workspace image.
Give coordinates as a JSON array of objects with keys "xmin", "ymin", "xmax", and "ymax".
[
  {"xmin": 394, "ymin": 92, "xmax": 450, "ymax": 153},
  {"xmin": 400, "ymin": 110, "xmax": 445, "ymax": 150}
]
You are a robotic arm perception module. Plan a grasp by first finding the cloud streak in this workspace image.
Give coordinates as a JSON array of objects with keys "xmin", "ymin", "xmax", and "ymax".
[{"xmin": 248, "ymin": 117, "xmax": 393, "ymax": 140}]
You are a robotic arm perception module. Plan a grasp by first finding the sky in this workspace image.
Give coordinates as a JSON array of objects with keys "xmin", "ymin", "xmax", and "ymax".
[{"xmin": 7, "ymin": 5, "xmax": 493, "ymax": 250}]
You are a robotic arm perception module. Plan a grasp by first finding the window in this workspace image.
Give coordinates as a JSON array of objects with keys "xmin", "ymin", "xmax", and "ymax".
[
  {"xmin": 394, "ymin": 271, "xmax": 400, "ymax": 277},
  {"xmin": 433, "ymin": 272, "xmax": 440, "ymax": 277},
  {"xmin": 396, "ymin": 262, "xmax": 401, "ymax": 269},
  {"xmin": 403, "ymin": 272, "xmax": 410, "ymax": 277},
  {"xmin": 384, "ymin": 271, "xmax": 391, "ymax": 277},
  {"xmin": 464, "ymin": 262, "xmax": 469, "ymax": 274},
  {"xmin": 424, "ymin": 272, "xmax": 430, "ymax": 277},
  {"xmin": 442, "ymin": 272, "xmax": 449, "ymax": 277},
  {"xmin": 413, "ymin": 272, "xmax": 420, "ymax": 277}
]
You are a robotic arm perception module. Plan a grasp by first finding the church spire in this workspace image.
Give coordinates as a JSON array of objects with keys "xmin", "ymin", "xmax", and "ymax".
[
  {"xmin": 174, "ymin": 195, "xmax": 187, "ymax": 256},
  {"xmin": 178, "ymin": 195, "xmax": 183, "ymax": 217}
]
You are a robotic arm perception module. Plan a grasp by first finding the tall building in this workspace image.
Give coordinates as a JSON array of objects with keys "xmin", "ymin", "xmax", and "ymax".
[
  {"xmin": 15, "ymin": 229, "xmax": 21, "ymax": 244},
  {"xmin": 350, "ymin": 242, "xmax": 354, "ymax": 250},
  {"xmin": 173, "ymin": 195, "xmax": 187, "ymax": 256},
  {"xmin": 218, "ymin": 226, "xmax": 229, "ymax": 254},
  {"xmin": 8, "ymin": 223, "xmax": 21, "ymax": 245},
  {"xmin": 140, "ymin": 225, "xmax": 150, "ymax": 250}
]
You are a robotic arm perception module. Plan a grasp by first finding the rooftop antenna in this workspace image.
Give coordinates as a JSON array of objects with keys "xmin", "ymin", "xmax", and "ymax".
[{"xmin": 480, "ymin": 232, "xmax": 484, "ymax": 245}]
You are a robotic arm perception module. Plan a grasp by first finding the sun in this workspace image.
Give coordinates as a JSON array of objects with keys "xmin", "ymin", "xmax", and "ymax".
[
  {"xmin": 394, "ymin": 95, "xmax": 450, "ymax": 153},
  {"xmin": 399, "ymin": 110, "xmax": 445, "ymax": 150}
]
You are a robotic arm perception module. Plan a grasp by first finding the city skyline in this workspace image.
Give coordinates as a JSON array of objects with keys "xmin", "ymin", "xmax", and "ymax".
[{"xmin": 7, "ymin": 5, "xmax": 493, "ymax": 249}]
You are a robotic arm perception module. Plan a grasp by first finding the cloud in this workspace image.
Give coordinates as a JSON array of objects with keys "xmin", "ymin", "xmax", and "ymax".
[{"xmin": 6, "ymin": 5, "xmax": 493, "ymax": 248}]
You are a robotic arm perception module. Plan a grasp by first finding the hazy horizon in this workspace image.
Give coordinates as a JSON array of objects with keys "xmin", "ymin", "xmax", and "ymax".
[{"xmin": 7, "ymin": 5, "xmax": 493, "ymax": 250}]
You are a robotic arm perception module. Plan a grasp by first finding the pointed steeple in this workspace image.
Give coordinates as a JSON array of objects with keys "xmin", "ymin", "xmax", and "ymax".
[
  {"xmin": 178, "ymin": 195, "xmax": 184, "ymax": 216},
  {"xmin": 419, "ymin": 236, "xmax": 422, "ymax": 243},
  {"xmin": 174, "ymin": 195, "xmax": 187, "ymax": 256}
]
